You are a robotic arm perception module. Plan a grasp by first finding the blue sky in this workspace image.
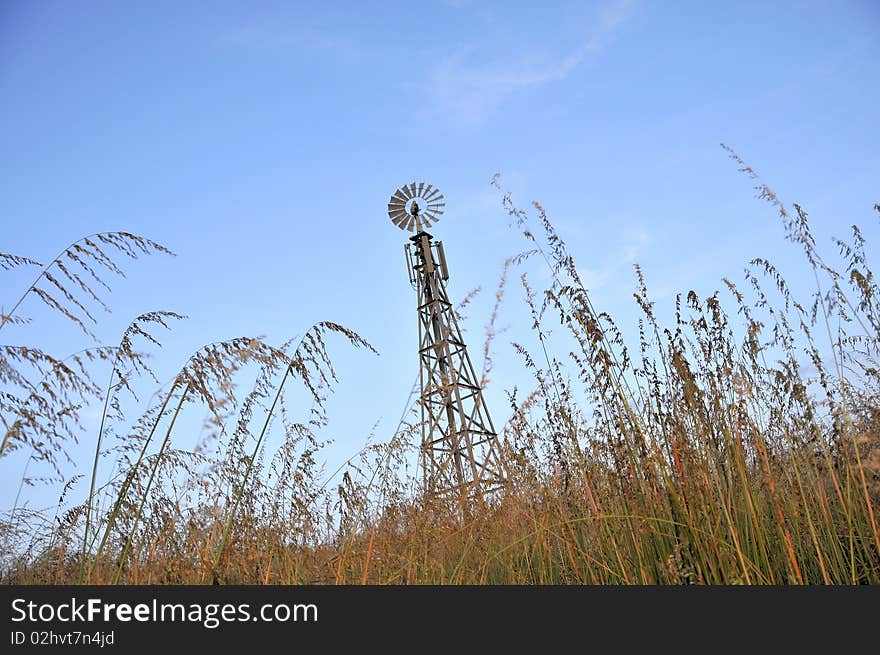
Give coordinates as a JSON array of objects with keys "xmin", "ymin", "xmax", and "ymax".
[{"xmin": 2, "ymin": 1, "xmax": 879, "ymax": 508}]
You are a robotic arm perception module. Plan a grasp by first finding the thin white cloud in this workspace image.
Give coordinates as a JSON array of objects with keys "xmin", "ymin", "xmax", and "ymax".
[
  {"xmin": 578, "ymin": 225, "xmax": 650, "ymax": 291},
  {"xmin": 429, "ymin": 0, "xmax": 637, "ymax": 124},
  {"xmin": 578, "ymin": 267, "xmax": 612, "ymax": 291},
  {"xmin": 621, "ymin": 227, "xmax": 650, "ymax": 264},
  {"xmin": 219, "ymin": 21, "xmax": 366, "ymax": 58}
]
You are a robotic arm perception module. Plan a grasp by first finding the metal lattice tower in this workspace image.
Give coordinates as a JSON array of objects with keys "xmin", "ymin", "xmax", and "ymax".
[{"xmin": 388, "ymin": 182, "xmax": 504, "ymax": 497}]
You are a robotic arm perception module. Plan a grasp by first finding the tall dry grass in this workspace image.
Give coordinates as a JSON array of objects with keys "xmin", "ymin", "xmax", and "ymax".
[{"xmin": 2, "ymin": 149, "xmax": 878, "ymax": 584}]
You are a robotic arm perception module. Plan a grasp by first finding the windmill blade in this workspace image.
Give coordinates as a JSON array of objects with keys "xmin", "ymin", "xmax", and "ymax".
[
  {"xmin": 408, "ymin": 182, "xmax": 418, "ymax": 198},
  {"xmin": 417, "ymin": 182, "xmax": 425, "ymax": 197}
]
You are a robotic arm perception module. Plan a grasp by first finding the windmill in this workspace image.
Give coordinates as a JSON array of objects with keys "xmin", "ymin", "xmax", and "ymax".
[{"xmin": 388, "ymin": 182, "xmax": 504, "ymax": 497}]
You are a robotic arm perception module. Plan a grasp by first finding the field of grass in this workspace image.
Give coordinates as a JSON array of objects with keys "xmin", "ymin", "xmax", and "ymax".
[{"xmin": 2, "ymin": 151, "xmax": 878, "ymax": 584}]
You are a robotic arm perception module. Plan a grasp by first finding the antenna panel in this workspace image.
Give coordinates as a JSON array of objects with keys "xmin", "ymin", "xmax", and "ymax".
[{"xmin": 436, "ymin": 241, "xmax": 449, "ymax": 281}]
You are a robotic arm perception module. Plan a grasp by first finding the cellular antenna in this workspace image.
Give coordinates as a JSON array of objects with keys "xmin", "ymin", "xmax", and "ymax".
[{"xmin": 388, "ymin": 182, "xmax": 504, "ymax": 498}]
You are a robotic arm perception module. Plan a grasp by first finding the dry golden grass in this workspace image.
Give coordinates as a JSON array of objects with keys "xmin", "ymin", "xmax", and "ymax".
[{"xmin": 2, "ymin": 150, "xmax": 879, "ymax": 584}]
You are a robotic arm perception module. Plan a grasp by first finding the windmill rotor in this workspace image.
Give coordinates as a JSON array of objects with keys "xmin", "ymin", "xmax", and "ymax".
[{"xmin": 388, "ymin": 182, "xmax": 445, "ymax": 233}]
